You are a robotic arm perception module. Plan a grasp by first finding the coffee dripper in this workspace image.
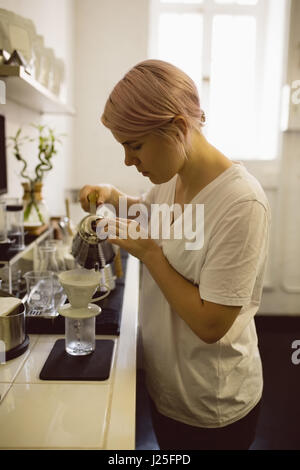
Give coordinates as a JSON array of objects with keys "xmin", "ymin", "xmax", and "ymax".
[{"xmin": 58, "ymin": 268, "xmax": 110, "ymax": 355}]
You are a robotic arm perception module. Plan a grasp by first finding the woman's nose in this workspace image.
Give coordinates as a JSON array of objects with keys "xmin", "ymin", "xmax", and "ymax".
[{"xmin": 124, "ymin": 149, "xmax": 138, "ymax": 167}]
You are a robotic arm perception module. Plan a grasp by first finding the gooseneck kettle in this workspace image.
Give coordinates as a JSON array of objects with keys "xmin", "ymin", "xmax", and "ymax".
[
  {"xmin": 71, "ymin": 214, "xmax": 115, "ymax": 269},
  {"xmin": 71, "ymin": 192, "xmax": 115, "ymax": 270}
]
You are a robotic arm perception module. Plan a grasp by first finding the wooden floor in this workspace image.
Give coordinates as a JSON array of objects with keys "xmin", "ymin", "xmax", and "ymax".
[{"xmin": 135, "ymin": 315, "xmax": 300, "ymax": 450}]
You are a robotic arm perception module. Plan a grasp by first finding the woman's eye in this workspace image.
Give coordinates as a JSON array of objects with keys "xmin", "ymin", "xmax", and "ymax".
[{"xmin": 132, "ymin": 144, "xmax": 142, "ymax": 151}]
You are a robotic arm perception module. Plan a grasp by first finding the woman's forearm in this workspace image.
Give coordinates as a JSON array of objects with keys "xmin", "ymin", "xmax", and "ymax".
[{"xmin": 142, "ymin": 247, "xmax": 217, "ymax": 344}]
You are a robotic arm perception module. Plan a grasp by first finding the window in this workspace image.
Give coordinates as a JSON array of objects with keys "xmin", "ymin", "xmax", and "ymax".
[{"xmin": 149, "ymin": 0, "xmax": 287, "ymax": 160}]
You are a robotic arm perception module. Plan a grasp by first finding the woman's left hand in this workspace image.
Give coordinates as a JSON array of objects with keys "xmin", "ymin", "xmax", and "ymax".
[{"xmin": 100, "ymin": 217, "xmax": 160, "ymax": 263}]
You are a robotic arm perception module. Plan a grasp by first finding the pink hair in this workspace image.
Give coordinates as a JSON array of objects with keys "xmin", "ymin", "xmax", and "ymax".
[{"xmin": 101, "ymin": 59, "xmax": 205, "ymax": 145}]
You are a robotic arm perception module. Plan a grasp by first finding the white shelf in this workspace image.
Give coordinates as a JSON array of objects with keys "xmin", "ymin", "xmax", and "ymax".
[{"xmin": 0, "ymin": 65, "xmax": 75, "ymax": 116}]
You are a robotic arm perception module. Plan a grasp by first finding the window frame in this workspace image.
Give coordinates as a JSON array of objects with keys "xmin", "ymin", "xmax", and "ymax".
[{"xmin": 148, "ymin": 0, "xmax": 284, "ymax": 161}]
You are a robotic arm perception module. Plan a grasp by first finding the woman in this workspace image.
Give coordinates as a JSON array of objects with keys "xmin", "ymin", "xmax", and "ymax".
[{"xmin": 79, "ymin": 59, "xmax": 271, "ymax": 450}]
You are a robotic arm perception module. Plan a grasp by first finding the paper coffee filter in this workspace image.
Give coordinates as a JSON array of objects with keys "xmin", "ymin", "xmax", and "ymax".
[{"xmin": 58, "ymin": 268, "xmax": 101, "ymax": 286}]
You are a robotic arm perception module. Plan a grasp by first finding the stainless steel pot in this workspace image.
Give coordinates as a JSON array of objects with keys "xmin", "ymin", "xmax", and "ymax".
[{"xmin": 0, "ymin": 292, "xmax": 27, "ymax": 360}]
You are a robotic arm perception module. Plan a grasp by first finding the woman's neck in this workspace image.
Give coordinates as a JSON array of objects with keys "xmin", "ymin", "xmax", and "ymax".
[{"xmin": 176, "ymin": 131, "xmax": 233, "ymax": 201}]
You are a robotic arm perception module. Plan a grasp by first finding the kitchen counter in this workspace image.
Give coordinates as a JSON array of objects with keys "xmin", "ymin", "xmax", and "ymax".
[{"xmin": 0, "ymin": 255, "xmax": 140, "ymax": 450}]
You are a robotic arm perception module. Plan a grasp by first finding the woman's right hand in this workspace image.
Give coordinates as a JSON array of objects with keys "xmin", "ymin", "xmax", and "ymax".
[{"xmin": 79, "ymin": 184, "xmax": 114, "ymax": 213}]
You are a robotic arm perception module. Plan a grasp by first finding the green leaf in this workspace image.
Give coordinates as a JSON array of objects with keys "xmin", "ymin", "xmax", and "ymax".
[{"xmin": 24, "ymin": 201, "xmax": 33, "ymax": 221}]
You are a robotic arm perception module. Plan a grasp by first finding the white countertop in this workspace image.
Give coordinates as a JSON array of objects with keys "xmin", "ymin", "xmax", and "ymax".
[{"xmin": 0, "ymin": 255, "xmax": 140, "ymax": 450}]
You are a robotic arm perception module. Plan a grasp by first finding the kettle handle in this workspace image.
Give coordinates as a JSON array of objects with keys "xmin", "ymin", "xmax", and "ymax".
[
  {"xmin": 114, "ymin": 248, "xmax": 123, "ymax": 278},
  {"xmin": 88, "ymin": 191, "xmax": 98, "ymax": 215}
]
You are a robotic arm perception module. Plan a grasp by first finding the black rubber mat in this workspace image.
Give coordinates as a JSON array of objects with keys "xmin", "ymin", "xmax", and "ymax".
[{"xmin": 39, "ymin": 339, "xmax": 114, "ymax": 381}]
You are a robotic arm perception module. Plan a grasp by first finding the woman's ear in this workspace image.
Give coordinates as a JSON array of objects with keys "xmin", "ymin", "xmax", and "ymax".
[{"xmin": 173, "ymin": 115, "xmax": 188, "ymax": 138}]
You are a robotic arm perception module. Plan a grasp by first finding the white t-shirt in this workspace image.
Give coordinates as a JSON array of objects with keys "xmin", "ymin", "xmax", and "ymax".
[{"xmin": 140, "ymin": 161, "xmax": 271, "ymax": 428}]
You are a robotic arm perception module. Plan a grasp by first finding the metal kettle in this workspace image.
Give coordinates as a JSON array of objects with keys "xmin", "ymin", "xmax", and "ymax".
[{"xmin": 71, "ymin": 214, "xmax": 115, "ymax": 269}]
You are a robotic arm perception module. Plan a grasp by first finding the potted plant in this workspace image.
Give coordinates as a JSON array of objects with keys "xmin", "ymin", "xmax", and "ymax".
[{"xmin": 8, "ymin": 124, "xmax": 65, "ymax": 228}]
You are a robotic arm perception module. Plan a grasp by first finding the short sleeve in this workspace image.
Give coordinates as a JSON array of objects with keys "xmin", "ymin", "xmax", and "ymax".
[{"xmin": 199, "ymin": 200, "xmax": 270, "ymax": 306}]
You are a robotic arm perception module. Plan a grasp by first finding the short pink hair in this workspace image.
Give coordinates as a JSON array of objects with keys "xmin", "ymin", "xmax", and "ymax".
[{"xmin": 101, "ymin": 59, "xmax": 205, "ymax": 145}]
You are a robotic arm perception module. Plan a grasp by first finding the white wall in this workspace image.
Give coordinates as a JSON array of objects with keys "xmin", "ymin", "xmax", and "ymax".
[
  {"xmin": 0, "ymin": 0, "xmax": 75, "ymax": 216},
  {"xmin": 73, "ymin": 0, "xmax": 152, "ymax": 197}
]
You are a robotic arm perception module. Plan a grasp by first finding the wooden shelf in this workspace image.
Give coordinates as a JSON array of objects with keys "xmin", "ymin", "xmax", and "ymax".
[{"xmin": 0, "ymin": 65, "xmax": 75, "ymax": 115}]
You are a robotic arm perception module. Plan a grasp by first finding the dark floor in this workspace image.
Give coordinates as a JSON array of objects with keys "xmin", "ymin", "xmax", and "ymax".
[{"xmin": 135, "ymin": 316, "xmax": 300, "ymax": 450}]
